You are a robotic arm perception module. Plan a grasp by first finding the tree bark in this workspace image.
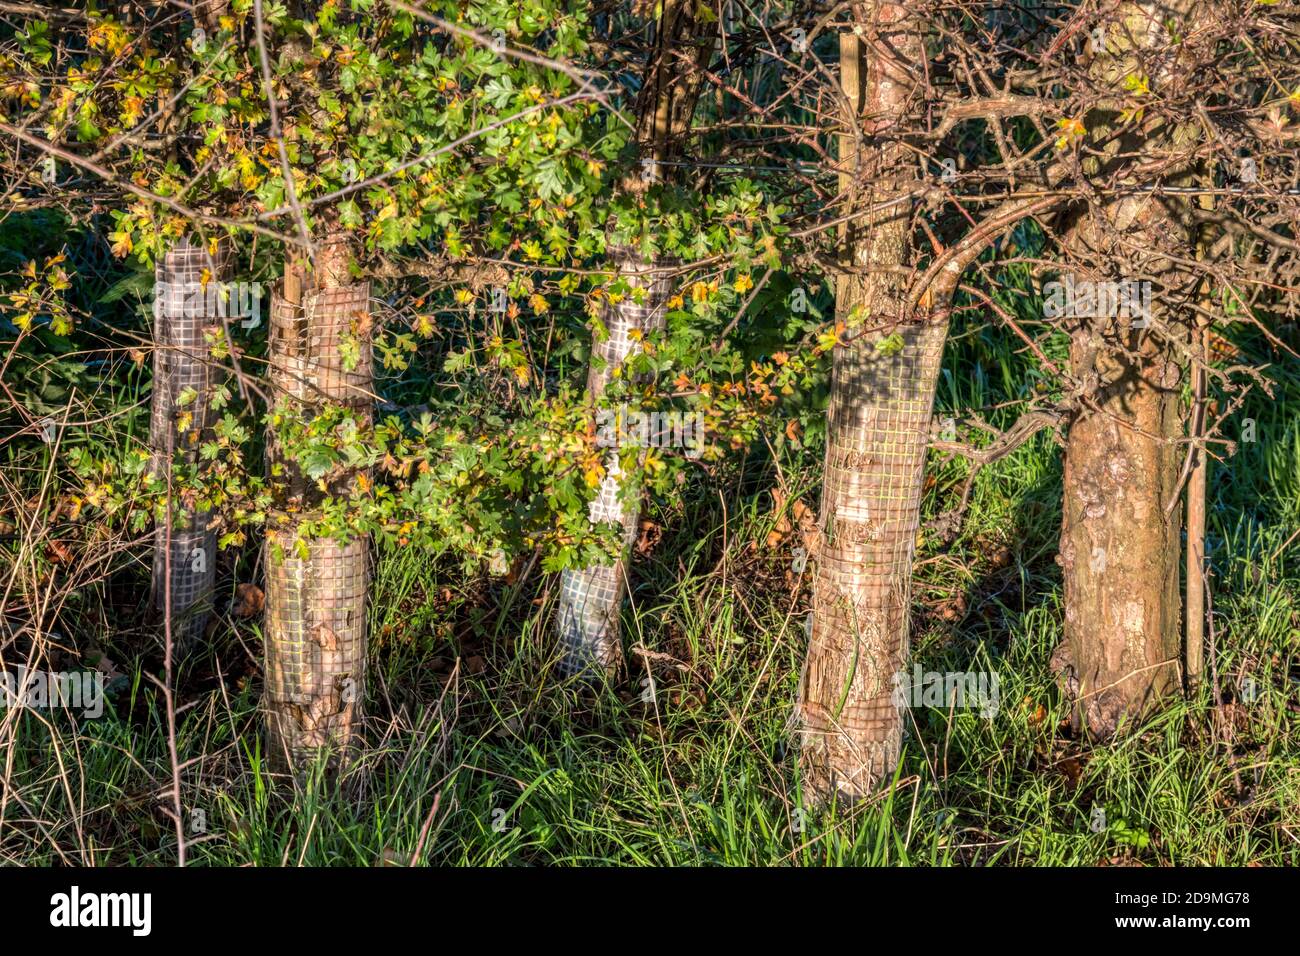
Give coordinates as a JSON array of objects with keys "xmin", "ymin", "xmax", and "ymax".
[
  {"xmin": 797, "ymin": 6, "xmax": 941, "ymax": 801},
  {"xmin": 1050, "ymin": 1, "xmax": 1201, "ymax": 737},
  {"xmin": 263, "ymin": 236, "xmax": 372, "ymax": 771},
  {"xmin": 1052, "ymin": 289, "xmax": 1184, "ymax": 735}
]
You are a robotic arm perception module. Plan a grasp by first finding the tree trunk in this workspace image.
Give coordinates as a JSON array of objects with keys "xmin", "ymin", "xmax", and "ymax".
[
  {"xmin": 556, "ymin": 252, "xmax": 674, "ymax": 676},
  {"xmin": 1053, "ymin": 305, "xmax": 1184, "ymax": 735},
  {"xmin": 553, "ymin": 0, "xmax": 712, "ymax": 678},
  {"xmin": 797, "ymin": 8, "xmax": 940, "ymax": 801},
  {"xmin": 148, "ymin": 0, "xmax": 234, "ymax": 654},
  {"xmin": 1051, "ymin": 196, "xmax": 1189, "ymax": 735},
  {"xmin": 1049, "ymin": 1, "xmax": 1200, "ymax": 736},
  {"xmin": 263, "ymin": 237, "xmax": 372, "ymax": 771},
  {"xmin": 150, "ymin": 238, "xmax": 229, "ymax": 653},
  {"xmin": 1185, "ymin": 209, "xmax": 1213, "ymax": 691}
]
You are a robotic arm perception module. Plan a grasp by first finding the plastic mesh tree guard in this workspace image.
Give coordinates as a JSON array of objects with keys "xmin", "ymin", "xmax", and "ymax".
[
  {"xmin": 150, "ymin": 238, "xmax": 229, "ymax": 652},
  {"xmin": 797, "ymin": 320, "xmax": 946, "ymax": 796},
  {"xmin": 792, "ymin": 20, "xmax": 942, "ymax": 801},
  {"xmin": 263, "ymin": 272, "xmax": 372, "ymax": 769},
  {"xmin": 264, "ymin": 534, "xmax": 367, "ymax": 764},
  {"xmin": 555, "ymin": 252, "xmax": 675, "ymax": 678}
]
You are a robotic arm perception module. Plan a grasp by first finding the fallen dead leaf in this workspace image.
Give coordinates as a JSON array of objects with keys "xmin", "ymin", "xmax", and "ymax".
[
  {"xmin": 378, "ymin": 847, "xmax": 409, "ymax": 867},
  {"xmin": 45, "ymin": 540, "xmax": 73, "ymax": 564},
  {"xmin": 233, "ymin": 583, "xmax": 265, "ymax": 619},
  {"xmin": 635, "ymin": 518, "xmax": 662, "ymax": 556},
  {"xmin": 1058, "ymin": 755, "xmax": 1085, "ymax": 788}
]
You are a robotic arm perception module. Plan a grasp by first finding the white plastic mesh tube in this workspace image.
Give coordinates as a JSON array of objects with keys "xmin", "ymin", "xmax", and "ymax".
[
  {"xmin": 150, "ymin": 238, "xmax": 228, "ymax": 652},
  {"xmin": 555, "ymin": 251, "xmax": 675, "ymax": 678}
]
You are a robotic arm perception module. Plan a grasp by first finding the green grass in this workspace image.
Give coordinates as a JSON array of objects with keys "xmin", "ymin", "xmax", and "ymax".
[{"xmin": 3, "ymin": 308, "xmax": 1299, "ymax": 867}]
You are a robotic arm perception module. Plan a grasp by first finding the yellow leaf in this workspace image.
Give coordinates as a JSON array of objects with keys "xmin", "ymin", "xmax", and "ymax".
[{"xmin": 1054, "ymin": 116, "xmax": 1087, "ymax": 150}]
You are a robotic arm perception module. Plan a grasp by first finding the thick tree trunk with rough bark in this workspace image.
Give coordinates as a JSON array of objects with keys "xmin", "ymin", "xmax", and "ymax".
[
  {"xmin": 797, "ymin": 8, "xmax": 942, "ymax": 801},
  {"xmin": 263, "ymin": 237, "xmax": 372, "ymax": 771},
  {"xmin": 1053, "ymin": 302, "xmax": 1184, "ymax": 735},
  {"xmin": 150, "ymin": 238, "xmax": 229, "ymax": 652},
  {"xmin": 1050, "ymin": 0, "xmax": 1201, "ymax": 737}
]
